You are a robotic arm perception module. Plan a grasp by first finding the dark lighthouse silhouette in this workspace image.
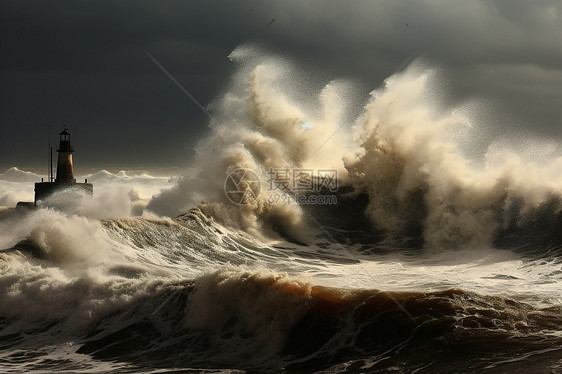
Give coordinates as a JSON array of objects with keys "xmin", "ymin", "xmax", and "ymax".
[{"xmin": 17, "ymin": 128, "xmax": 93, "ymax": 209}]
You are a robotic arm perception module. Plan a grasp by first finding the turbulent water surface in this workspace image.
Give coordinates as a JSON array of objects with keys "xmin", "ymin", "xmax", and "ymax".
[{"xmin": 1, "ymin": 51, "xmax": 561, "ymax": 373}]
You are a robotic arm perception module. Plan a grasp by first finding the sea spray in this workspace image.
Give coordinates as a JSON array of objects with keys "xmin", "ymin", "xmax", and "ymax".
[
  {"xmin": 147, "ymin": 49, "xmax": 562, "ymax": 249},
  {"xmin": 347, "ymin": 66, "xmax": 562, "ymax": 248},
  {"xmin": 148, "ymin": 47, "xmax": 356, "ymax": 239}
]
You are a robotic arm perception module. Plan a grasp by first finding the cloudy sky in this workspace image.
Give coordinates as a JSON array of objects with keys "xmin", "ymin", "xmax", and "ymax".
[{"xmin": 1, "ymin": 0, "xmax": 561, "ymax": 171}]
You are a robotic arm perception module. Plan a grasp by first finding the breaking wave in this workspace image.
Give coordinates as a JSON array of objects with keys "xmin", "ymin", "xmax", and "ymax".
[
  {"xmin": 1, "ymin": 210, "xmax": 560, "ymax": 373},
  {"xmin": 145, "ymin": 47, "xmax": 562, "ymax": 250}
]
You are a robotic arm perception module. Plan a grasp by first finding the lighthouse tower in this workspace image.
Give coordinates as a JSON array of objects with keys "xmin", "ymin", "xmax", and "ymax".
[
  {"xmin": 32, "ymin": 128, "xmax": 93, "ymax": 207},
  {"xmin": 55, "ymin": 129, "xmax": 76, "ymax": 183}
]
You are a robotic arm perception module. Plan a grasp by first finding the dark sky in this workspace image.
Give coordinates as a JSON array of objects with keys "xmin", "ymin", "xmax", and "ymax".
[{"xmin": 1, "ymin": 0, "xmax": 561, "ymax": 171}]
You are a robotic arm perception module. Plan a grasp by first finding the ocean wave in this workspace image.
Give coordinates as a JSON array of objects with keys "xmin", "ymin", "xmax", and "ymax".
[
  {"xmin": 1, "ymin": 47, "xmax": 562, "ymax": 373},
  {"xmin": 0, "ymin": 203, "xmax": 560, "ymax": 372},
  {"xmin": 0, "ymin": 261, "xmax": 559, "ymax": 373},
  {"xmin": 136, "ymin": 51, "xmax": 562, "ymax": 251},
  {"xmin": 0, "ymin": 167, "xmax": 42, "ymax": 183}
]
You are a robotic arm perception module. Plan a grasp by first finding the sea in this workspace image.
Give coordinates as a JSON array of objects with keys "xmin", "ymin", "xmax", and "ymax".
[{"xmin": 1, "ymin": 49, "xmax": 561, "ymax": 373}]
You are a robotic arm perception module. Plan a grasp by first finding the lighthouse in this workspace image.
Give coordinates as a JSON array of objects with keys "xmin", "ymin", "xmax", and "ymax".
[
  {"xmin": 32, "ymin": 128, "xmax": 93, "ymax": 207},
  {"xmin": 55, "ymin": 129, "xmax": 76, "ymax": 183}
]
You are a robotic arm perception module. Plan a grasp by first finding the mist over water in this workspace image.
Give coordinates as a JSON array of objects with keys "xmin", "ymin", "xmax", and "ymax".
[{"xmin": 1, "ymin": 48, "xmax": 561, "ymax": 373}]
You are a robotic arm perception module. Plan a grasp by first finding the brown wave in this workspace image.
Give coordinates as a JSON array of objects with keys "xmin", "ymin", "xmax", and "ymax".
[{"xmin": 69, "ymin": 270, "xmax": 562, "ymax": 372}]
